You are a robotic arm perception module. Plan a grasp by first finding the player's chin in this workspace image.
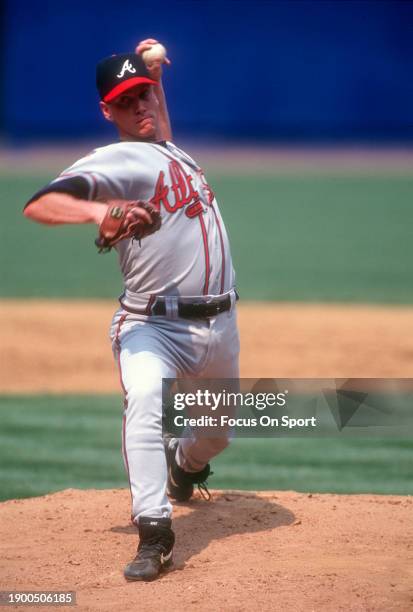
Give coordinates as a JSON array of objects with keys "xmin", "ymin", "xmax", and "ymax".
[{"xmin": 136, "ymin": 118, "xmax": 156, "ymax": 139}]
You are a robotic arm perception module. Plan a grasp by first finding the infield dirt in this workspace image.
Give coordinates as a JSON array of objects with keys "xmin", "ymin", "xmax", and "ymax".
[
  {"xmin": 1, "ymin": 300, "xmax": 413, "ymax": 392},
  {"xmin": 0, "ymin": 488, "xmax": 411, "ymax": 611},
  {"xmin": 2, "ymin": 300, "xmax": 412, "ymax": 611}
]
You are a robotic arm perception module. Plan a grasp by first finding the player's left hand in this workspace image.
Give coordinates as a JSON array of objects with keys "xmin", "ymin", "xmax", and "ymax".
[
  {"xmin": 135, "ymin": 38, "xmax": 170, "ymax": 82},
  {"xmin": 95, "ymin": 199, "xmax": 161, "ymax": 253}
]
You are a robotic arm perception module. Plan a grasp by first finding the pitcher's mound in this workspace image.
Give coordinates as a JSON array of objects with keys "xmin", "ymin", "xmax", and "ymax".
[{"xmin": 1, "ymin": 489, "xmax": 411, "ymax": 611}]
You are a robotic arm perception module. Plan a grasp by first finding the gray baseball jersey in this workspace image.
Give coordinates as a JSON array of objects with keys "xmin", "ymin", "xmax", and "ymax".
[
  {"xmin": 54, "ymin": 141, "xmax": 236, "ymax": 309},
  {"xmin": 27, "ymin": 139, "xmax": 240, "ymax": 526}
]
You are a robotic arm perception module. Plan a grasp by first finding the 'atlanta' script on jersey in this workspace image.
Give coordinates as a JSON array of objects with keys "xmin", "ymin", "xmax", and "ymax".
[{"xmin": 150, "ymin": 159, "xmax": 214, "ymax": 215}]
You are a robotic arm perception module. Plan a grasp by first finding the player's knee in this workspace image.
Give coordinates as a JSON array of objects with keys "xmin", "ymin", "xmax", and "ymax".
[
  {"xmin": 125, "ymin": 385, "xmax": 163, "ymax": 429},
  {"xmin": 126, "ymin": 381, "xmax": 159, "ymax": 407}
]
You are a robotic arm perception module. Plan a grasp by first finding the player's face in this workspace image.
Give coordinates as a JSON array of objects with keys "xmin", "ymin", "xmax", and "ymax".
[{"xmin": 100, "ymin": 84, "xmax": 159, "ymax": 141}]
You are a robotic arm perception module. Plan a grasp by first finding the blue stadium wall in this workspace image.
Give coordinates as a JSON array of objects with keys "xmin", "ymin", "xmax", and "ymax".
[{"xmin": 4, "ymin": 0, "xmax": 413, "ymax": 142}]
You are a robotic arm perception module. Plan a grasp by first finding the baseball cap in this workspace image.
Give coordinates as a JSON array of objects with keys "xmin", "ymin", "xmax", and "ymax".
[{"xmin": 96, "ymin": 53, "xmax": 157, "ymax": 103}]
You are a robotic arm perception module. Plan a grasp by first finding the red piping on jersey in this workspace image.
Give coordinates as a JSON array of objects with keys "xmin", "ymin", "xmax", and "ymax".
[
  {"xmin": 152, "ymin": 143, "xmax": 211, "ymax": 293},
  {"xmin": 122, "ymin": 412, "xmax": 134, "ymax": 518},
  {"xmin": 198, "ymin": 214, "xmax": 210, "ymax": 295},
  {"xmin": 115, "ymin": 314, "xmax": 134, "ymax": 511},
  {"xmin": 211, "ymin": 205, "xmax": 226, "ymax": 294},
  {"xmin": 145, "ymin": 294, "xmax": 156, "ymax": 315},
  {"xmin": 115, "ymin": 314, "xmax": 128, "ymax": 396}
]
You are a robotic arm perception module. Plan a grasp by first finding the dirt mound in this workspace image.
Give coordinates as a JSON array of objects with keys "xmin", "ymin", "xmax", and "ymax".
[
  {"xmin": 2, "ymin": 300, "xmax": 413, "ymax": 393},
  {"xmin": 0, "ymin": 488, "xmax": 411, "ymax": 611}
]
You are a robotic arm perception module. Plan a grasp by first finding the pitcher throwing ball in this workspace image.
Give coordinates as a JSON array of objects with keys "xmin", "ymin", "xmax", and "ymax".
[{"xmin": 24, "ymin": 38, "xmax": 240, "ymax": 581}]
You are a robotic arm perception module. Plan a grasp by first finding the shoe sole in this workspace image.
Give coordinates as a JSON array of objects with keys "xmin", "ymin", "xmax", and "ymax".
[{"xmin": 124, "ymin": 558, "xmax": 173, "ymax": 582}]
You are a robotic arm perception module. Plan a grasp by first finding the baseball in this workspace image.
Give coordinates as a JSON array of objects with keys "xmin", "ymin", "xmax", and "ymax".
[{"xmin": 142, "ymin": 43, "xmax": 167, "ymax": 65}]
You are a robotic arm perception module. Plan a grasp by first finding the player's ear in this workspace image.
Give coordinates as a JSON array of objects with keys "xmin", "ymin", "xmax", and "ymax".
[{"xmin": 99, "ymin": 101, "xmax": 114, "ymax": 123}]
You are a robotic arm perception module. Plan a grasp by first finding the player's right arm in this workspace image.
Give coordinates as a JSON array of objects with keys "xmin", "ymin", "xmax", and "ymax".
[
  {"xmin": 154, "ymin": 79, "xmax": 172, "ymax": 142},
  {"xmin": 24, "ymin": 192, "xmax": 107, "ymax": 225},
  {"xmin": 23, "ymin": 148, "xmax": 124, "ymax": 225},
  {"xmin": 24, "ymin": 145, "xmax": 151, "ymax": 227},
  {"xmin": 135, "ymin": 38, "xmax": 172, "ymax": 142}
]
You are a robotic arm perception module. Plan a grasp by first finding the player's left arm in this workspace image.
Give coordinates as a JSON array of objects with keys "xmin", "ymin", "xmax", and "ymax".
[{"xmin": 135, "ymin": 38, "xmax": 172, "ymax": 142}]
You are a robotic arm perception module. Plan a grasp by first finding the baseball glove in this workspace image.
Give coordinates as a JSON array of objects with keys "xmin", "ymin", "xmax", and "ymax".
[{"xmin": 95, "ymin": 199, "xmax": 161, "ymax": 252}]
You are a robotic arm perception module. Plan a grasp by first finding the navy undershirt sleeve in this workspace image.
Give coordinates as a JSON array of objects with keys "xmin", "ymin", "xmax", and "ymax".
[{"xmin": 24, "ymin": 175, "xmax": 91, "ymax": 209}]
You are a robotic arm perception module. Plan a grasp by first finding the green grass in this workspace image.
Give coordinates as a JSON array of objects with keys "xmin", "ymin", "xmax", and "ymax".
[
  {"xmin": 0, "ymin": 395, "xmax": 411, "ymax": 501},
  {"xmin": 1, "ymin": 175, "xmax": 121, "ymax": 298},
  {"xmin": 2, "ymin": 172, "xmax": 413, "ymax": 302}
]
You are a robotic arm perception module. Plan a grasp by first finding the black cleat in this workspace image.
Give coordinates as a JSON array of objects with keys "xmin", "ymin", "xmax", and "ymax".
[
  {"xmin": 164, "ymin": 435, "xmax": 212, "ymax": 502},
  {"xmin": 124, "ymin": 516, "xmax": 175, "ymax": 582}
]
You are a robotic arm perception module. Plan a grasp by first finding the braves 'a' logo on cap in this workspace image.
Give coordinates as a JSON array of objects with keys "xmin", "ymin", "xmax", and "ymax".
[{"xmin": 117, "ymin": 60, "xmax": 137, "ymax": 79}]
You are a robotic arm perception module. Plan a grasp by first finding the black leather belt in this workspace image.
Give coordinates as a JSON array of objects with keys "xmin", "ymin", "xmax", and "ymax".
[{"xmin": 120, "ymin": 292, "xmax": 238, "ymax": 319}]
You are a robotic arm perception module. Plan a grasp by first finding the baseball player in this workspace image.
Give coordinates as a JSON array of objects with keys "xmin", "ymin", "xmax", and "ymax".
[{"xmin": 23, "ymin": 39, "xmax": 240, "ymax": 582}]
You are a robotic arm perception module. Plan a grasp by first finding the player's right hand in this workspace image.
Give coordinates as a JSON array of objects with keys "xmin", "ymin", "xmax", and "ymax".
[{"xmin": 135, "ymin": 38, "xmax": 170, "ymax": 82}]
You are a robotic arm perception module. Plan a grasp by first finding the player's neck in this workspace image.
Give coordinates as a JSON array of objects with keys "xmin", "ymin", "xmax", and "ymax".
[
  {"xmin": 117, "ymin": 127, "xmax": 158, "ymax": 144},
  {"xmin": 119, "ymin": 135, "xmax": 157, "ymax": 143}
]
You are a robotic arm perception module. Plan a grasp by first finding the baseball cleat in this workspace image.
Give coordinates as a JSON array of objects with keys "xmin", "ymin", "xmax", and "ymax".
[
  {"xmin": 124, "ymin": 516, "xmax": 175, "ymax": 582},
  {"xmin": 164, "ymin": 435, "xmax": 212, "ymax": 502}
]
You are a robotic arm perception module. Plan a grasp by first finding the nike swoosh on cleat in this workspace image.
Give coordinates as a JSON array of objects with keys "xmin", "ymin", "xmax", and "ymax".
[
  {"xmin": 169, "ymin": 467, "xmax": 180, "ymax": 488},
  {"xmin": 161, "ymin": 550, "xmax": 173, "ymax": 564}
]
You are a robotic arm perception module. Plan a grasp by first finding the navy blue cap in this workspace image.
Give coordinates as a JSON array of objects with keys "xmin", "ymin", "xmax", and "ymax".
[{"xmin": 96, "ymin": 53, "xmax": 157, "ymax": 102}]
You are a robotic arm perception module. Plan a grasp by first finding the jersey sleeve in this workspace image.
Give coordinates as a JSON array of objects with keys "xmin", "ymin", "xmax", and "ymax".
[{"xmin": 24, "ymin": 145, "xmax": 133, "ymax": 208}]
